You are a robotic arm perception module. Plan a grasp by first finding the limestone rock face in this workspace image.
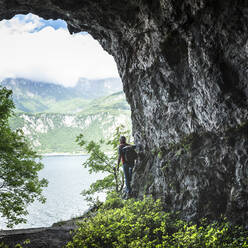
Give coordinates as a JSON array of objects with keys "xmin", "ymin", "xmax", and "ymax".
[{"xmin": 0, "ymin": 0, "xmax": 247, "ymax": 225}]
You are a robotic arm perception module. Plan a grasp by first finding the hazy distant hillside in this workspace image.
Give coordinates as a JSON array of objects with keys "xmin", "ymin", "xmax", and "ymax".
[
  {"xmin": 1, "ymin": 77, "xmax": 123, "ymax": 113},
  {"xmin": 10, "ymin": 108, "xmax": 131, "ymax": 154},
  {"xmin": 80, "ymin": 91, "xmax": 130, "ymax": 115},
  {"xmin": 75, "ymin": 78, "xmax": 123, "ymax": 99},
  {"xmin": 2, "ymin": 78, "xmax": 131, "ymax": 154},
  {"xmin": 1, "ymin": 78, "xmax": 75, "ymax": 112}
]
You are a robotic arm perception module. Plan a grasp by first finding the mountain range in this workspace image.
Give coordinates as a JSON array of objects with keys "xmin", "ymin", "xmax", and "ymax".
[
  {"xmin": 1, "ymin": 78, "xmax": 131, "ymax": 154},
  {"xmin": 1, "ymin": 77, "xmax": 123, "ymax": 113}
]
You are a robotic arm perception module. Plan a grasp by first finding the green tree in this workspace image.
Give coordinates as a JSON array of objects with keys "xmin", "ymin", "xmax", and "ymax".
[
  {"xmin": 0, "ymin": 87, "xmax": 48, "ymax": 227},
  {"xmin": 77, "ymin": 125, "xmax": 131, "ymax": 203}
]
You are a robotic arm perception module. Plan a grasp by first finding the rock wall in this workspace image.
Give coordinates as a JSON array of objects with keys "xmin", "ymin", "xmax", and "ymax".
[
  {"xmin": 0, "ymin": 0, "xmax": 247, "ymax": 225},
  {"xmin": 133, "ymin": 124, "xmax": 248, "ymax": 226}
]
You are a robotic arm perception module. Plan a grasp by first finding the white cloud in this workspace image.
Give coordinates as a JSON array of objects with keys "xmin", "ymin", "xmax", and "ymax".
[
  {"xmin": 0, "ymin": 14, "xmax": 43, "ymax": 34},
  {"xmin": 0, "ymin": 14, "xmax": 119, "ymax": 87}
]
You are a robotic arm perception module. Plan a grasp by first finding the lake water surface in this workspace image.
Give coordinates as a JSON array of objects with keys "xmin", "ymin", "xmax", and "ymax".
[{"xmin": 0, "ymin": 155, "xmax": 105, "ymax": 230}]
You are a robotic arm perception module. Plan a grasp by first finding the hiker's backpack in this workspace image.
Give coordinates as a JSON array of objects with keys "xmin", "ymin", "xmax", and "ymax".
[{"xmin": 122, "ymin": 145, "xmax": 138, "ymax": 163}]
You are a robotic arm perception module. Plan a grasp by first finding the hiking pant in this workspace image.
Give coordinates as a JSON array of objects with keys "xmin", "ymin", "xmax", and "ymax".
[{"xmin": 123, "ymin": 163, "xmax": 133, "ymax": 194}]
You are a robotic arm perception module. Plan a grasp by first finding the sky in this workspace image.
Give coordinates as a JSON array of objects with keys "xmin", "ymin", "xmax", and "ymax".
[{"xmin": 0, "ymin": 13, "xmax": 119, "ymax": 87}]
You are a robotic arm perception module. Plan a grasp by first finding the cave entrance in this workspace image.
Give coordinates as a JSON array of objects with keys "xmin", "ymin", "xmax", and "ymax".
[
  {"xmin": 0, "ymin": 13, "xmax": 131, "ymax": 229},
  {"xmin": 0, "ymin": 13, "xmax": 131, "ymax": 154}
]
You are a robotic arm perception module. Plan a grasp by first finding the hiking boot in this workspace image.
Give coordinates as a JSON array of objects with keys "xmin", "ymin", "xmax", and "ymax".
[
  {"xmin": 122, "ymin": 192, "xmax": 132, "ymax": 200},
  {"xmin": 121, "ymin": 192, "xmax": 128, "ymax": 200}
]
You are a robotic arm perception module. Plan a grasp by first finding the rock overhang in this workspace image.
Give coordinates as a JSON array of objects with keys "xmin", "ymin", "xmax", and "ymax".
[{"xmin": 0, "ymin": 0, "xmax": 247, "ymax": 225}]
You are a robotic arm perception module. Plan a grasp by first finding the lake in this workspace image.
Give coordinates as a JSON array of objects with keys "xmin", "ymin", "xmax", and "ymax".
[{"xmin": 0, "ymin": 155, "xmax": 105, "ymax": 230}]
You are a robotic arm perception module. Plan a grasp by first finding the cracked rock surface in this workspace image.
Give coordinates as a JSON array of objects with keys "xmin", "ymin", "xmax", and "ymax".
[{"xmin": 0, "ymin": 0, "xmax": 247, "ymax": 230}]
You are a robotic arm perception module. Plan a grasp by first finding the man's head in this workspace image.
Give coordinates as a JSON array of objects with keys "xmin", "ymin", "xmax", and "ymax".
[{"xmin": 120, "ymin": 136, "xmax": 126, "ymax": 144}]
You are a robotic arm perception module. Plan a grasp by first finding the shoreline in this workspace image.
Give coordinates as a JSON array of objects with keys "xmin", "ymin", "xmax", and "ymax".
[
  {"xmin": 0, "ymin": 205, "xmax": 99, "ymax": 247},
  {"xmin": 39, "ymin": 152, "xmax": 87, "ymax": 157},
  {"xmin": 39, "ymin": 151, "xmax": 113, "ymax": 157}
]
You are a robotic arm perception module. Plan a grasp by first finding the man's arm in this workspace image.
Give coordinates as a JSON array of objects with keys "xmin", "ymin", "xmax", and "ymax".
[
  {"xmin": 116, "ymin": 146, "xmax": 122, "ymax": 169},
  {"xmin": 117, "ymin": 154, "xmax": 121, "ymax": 167}
]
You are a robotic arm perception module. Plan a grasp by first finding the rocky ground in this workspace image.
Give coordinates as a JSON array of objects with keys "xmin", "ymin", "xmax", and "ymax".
[
  {"xmin": 0, "ymin": 204, "xmax": 101, "ymax": 248},
  {"xmin": 0, "ymin": 218, "xmax": 79, "ymax": 248}
]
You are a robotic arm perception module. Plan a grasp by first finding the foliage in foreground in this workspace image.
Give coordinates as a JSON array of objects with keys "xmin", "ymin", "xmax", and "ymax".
[
  {"xmin": 0, "ymin": 239, "xmax": 30, "ymax": 248},
  {"xmin": 77, "ymin": 125, "xmax": 131, "ymax": 203},
  {"xmin": 0, "ymin": 87, "xmax": 48, "ymax": 227},
  {"xmin": 67, "ymin": 193, "xmax": 248, "ymax": 248}
]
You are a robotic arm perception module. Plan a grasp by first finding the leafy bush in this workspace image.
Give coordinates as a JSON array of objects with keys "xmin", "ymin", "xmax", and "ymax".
[
  {"xmin": 0, "ymin": 239, "xmax": 30, "ymax": 248},
  {"xmin": 66, "ymin": 194, "xmax": 248, "ymax": 248},
  {"xmin": 0, "ymin": 243, "xmax": 8, "ymax": 248}
]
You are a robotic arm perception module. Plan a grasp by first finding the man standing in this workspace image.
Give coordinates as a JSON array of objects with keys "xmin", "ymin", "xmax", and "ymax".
[{"xmin": 117, "ymin": 136, "xmax": 136, "ymax": 198}]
